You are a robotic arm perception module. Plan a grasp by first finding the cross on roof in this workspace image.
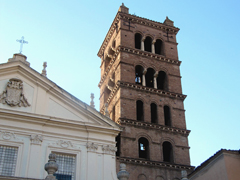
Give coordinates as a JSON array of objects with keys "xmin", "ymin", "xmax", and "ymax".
[{"xmin": 16, "ymin": 36, "xmax": 28, "ymax": 54}]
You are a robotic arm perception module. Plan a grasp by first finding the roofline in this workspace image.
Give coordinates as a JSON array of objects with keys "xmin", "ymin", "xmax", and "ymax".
[
  {"xmin": 0, "ymin": 60, "xmax": 120, "ymax": 129},
  {"xmin": 188, "ymin": 149, "xmax": 240, "ymax": 178}
]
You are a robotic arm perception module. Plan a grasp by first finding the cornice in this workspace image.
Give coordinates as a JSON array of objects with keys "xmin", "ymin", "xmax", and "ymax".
[
  {"xmin": 117, "ymin": 157, "xmax": 194, "ymax": 170},
  {"xmin": 98, "ymin": 46, "xmax": 181, "ymax": 88},
  {"xmin": 117, "ymin": 118, "xmax": 190, "ymax": 136},
  {"xmin": 100, "ymin": 80, "xmax": 186, "ymax": 113},
  {"xmin": 98, "ymin": 12, "xmax": 180, "ymax": 57}
]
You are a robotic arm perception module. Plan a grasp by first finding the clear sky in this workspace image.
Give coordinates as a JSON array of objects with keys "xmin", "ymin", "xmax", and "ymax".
[{"xmin": 0, "ymin": 0, "xmax": 240, "ymax": 168}]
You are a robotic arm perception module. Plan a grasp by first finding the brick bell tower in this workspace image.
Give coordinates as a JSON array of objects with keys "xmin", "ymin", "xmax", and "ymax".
[{"xmin": 98, "ymin": 4, "xmax": 194, "ymax": 180}]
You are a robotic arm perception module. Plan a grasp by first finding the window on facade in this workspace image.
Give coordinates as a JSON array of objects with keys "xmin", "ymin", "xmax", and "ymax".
[
  {"xmin": 54, "ymin": 153, "xmax": 76, "ymax": 180},
  {"xmin": 145, "ymin": 68, "xmax": 155, "ymax": 88},
  {"xmin": 138, "ymin": 138, "xmax": 149, "ymax": 159},
  {"xmin": 164, "ymin": 105, "xmax": 171, "ymax": 126},
  {"xmin": 151, "ymin": 103, "xmax": 158, "ymax": 123},
  {"xmin": 116, "ymin": 134, "xmax": 121, "ymax": 156},
  {"xmin": 157, "ymin": 71, "xmax": 167, "ymax": 90},
  {"xmin": 144, "ymin": 36, "xmax": 152, "ymax": 52},
  {"xmin": 135, "ymin": 65, "xmax": 144, "ymax": 85},
  {"xmin": 136, "ymin": 100, "xmax": 144, "ymax": 121},
  {"xmin": 0, "ymin": 145, "xmax": 18, "ymax": 176},
  {"xmin": 135, "ymin": 33, "xmax": 142, "ymax": 49},
  {"xmin": 162, "ymin": 141, "xmax": 173, "ymax": 163},
  {"xmin": 112, "ymin": 40, "xmax": 116, "ymax": 48},
  {"xmin": 155, "ymin": 39, "xmax": 163, "ymax": 55}
]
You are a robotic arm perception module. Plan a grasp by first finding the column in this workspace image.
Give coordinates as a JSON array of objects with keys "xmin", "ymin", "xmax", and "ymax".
[
  {"xmin": 141, "ymin": 37, "xmax": 145, "ymax": 51},
  {"xmin": 152, "ymin": 40, "xmax": 156, "ymax": 54},
  {"xmin": 154, "ymin": 71, "xmax": 158, "ymax": 89},
  {"xmin": 142, "ymin": 68, "xmax": 147, "ymax": 86}
]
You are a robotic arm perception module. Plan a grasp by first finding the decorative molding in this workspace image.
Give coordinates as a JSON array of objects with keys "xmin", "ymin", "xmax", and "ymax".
[
  {"xmin": 86, "ymin": 142, "xmax": 98, "ymax": 152},
  {"xmin": 117, "ymin": 118, "xmax": 190, "ymax": 136},
  {"xmin": 1, "ymin": 131, "xmax": 16, "ymax": 140},
  {"xmin": 102, "ymin": 145, "xmax": 117, "ymax": 155},
  {"xmin": 0, "ymin": 78, "xmax": 30, "ymax": 107},
  {"xmin": 100, "ymin": 81, "xmax": 187, "ymax": 114},
  {"xmin": 117, "ymin": 157, "xmax": 194, "ymax": 171},
  {"xmin": 49, "ymin": 140, "xmax": 77, "ymax": 149},
  {"xmin": 30, "ymin": 134, "xmax": 43, "ymax": 145}
]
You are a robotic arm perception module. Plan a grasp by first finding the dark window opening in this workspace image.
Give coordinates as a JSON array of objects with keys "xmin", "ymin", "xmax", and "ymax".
[
  {"xmin": 138, "ymin": 137, "xmax": 149, "ymax": 159},
  {"xmin": 144, "ymin": 36, "xmax": 152, "ymax": 52},
  {"xmin": 135, "ymin": 33, "xmax": 142, "ymax": 49},
  {"xmin": 112, "ymin": 40, "xmax": 116, "ymax": 48},
  {"xmin": 155, "ymin": 39, "xmax": 163, "ymax": 55},
  {"xmin": 54, "ymin": 174, "xmax": 71, "ymax": 180},
  {"xmin": 157, "ymin": 71, "xmax": 167, "ymax": 90},
  {"xmin": 136, "ymin": 100, "xmax": 144, "ymax": 121},
  {"xmin": 116, "ymin": 134, "xmax": 121, "ymax": 156},
  {"xmin": 151, "ymin": 103, "xmax": 158, "ymax": 123},
  {"xmin": 145, "ymin": 68, "xmax": 155, "ymax": 88},
  {"xmin": 163, "ymin": 141, "xmax": 173, "ymax": 163},
  {"xmin": 164, "ymin": 105, "xmax": 171, "ymax": 126},
  {"xmin": 135, "ymin": 65, "xmax": 144, "ymax": 85}
]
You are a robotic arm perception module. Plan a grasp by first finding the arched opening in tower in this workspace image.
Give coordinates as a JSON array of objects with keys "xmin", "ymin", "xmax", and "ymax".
[
  {"xmin": 155, "ymin": 39, "xmax": 163, "ymax": 55},
  {"xmin": 138, "ymin": 137, "xmax": 149, "ymax": 159},
  {"xmin": 135, "ymin": 65, "xmax": 144, "ymax": 85},
  {"xmin": 136, "ymin": 100, "xmax": 144, "ymax": 121},
  {"xmin": 135, "ymin": 33, "xmax": 142, "ymax": 49},
  {"xmin": 162, "ymin": 141, "xmax": 173, "ymax": 163},
  {"xmin": 157, "ymin": 71, "xmax": 167, "ymax": 90},
  {"xmin": 151, "ymin": 103, "xmax": 158, "ymax": 123},
  {"xmin": 144, "ymin": 36, "xmax": 152, "ymax": 52},
  {"xmin": 145, "ymin": 68, "xmax": 155, "ymax": 88},
  {"xmin": 164, "ymin": 105, "xmax": 171, "ymax": 126}
]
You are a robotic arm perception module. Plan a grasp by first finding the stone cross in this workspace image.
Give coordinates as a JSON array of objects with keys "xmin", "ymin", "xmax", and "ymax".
[
  {"xmin": 90, "ymin": 93, "xmax": 95, "ymax": 108},
  {"xmin": 16, "ymin": 36, "xmax": 28, "ymax": 54},
  {"xmin": 42, "ymin": 62, "xmax": 47, "ymax": 77}
]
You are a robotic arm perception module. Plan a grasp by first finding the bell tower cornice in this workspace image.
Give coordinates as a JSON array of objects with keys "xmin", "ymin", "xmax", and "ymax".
[{"xmin": 97, "ymin": 12, "xmax": 180, "ymax": 58}]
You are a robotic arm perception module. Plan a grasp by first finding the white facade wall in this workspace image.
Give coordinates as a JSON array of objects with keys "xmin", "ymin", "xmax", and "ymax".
[{"xmin": 0, "ymin": 54, "xmax": 121, "ymax": 180}]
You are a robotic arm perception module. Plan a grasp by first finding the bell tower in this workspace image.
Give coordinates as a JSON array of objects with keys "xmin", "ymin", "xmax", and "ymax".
[{"xmin": 98, "ymin": 4, "xmax": 194, "ymax": 179}]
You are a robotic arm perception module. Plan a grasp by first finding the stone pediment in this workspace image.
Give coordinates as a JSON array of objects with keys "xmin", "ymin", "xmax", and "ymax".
[{"xmin": 0, "ymin": 57, "xmax": 118, "ymax": 128}]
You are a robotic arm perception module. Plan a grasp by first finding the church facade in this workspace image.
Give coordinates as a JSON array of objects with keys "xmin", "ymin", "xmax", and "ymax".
[
  {"xmin": 0, "ymin": 53, "xmax": 121, "ymax": 180},
  {"xmin": 98, "ymin": 4, "xmax": 194, "ymax": 180}
]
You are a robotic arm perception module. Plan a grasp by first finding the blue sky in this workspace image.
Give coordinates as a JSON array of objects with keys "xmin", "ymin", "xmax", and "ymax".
[{"xmin": 0, "ymin": 0, "xmax": 240, "ymax": 167}]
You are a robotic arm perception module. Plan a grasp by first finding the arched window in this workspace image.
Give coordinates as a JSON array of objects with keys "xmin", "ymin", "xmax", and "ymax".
[
  {"xmin": 164, "ymin": 106, "xmax": 171, "ymax": 126},
  {"xmin": 135, "ymin": 65, "xmax": 144, "ymax": 85},
  {"xmin": 135, "ymin": 33, "xmax": 142, "ymax": 49},
  {"xmin": 155, "ymin": 39, "xmax": 163, "ymax": 55},
  {"xmin": 144, "ymin": 36, "xmax": 152, "ymax": 52},
  {"xmin": 151, "ymin": 103, "xmax": 158, "ymax": 123},
  {"xmin": 116, "ymin": 134, "xmax": 121, "ymax": 156},
  {"xmin": 157, "ymin": 71, "xmax": 167, "ymax": 90},
  {"xmin": 162, "ymin": 141, "xmax": 173, "ymax": 163},
  {"xmin": 136, "ymin": 100, "xmax": 144, "ymax": 121},
  {"xmin": 145, "ymin": 68, "xmax": 155, "ymax": 88},
  {"xmin": 138, "ymin": 137, "xmax": 149, "ymax": 159}
]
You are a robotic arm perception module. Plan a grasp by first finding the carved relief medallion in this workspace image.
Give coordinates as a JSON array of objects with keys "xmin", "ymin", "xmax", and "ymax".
[{"xmin": 0, "ymin": 78, "xmax": 30, "ymax": 107}]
